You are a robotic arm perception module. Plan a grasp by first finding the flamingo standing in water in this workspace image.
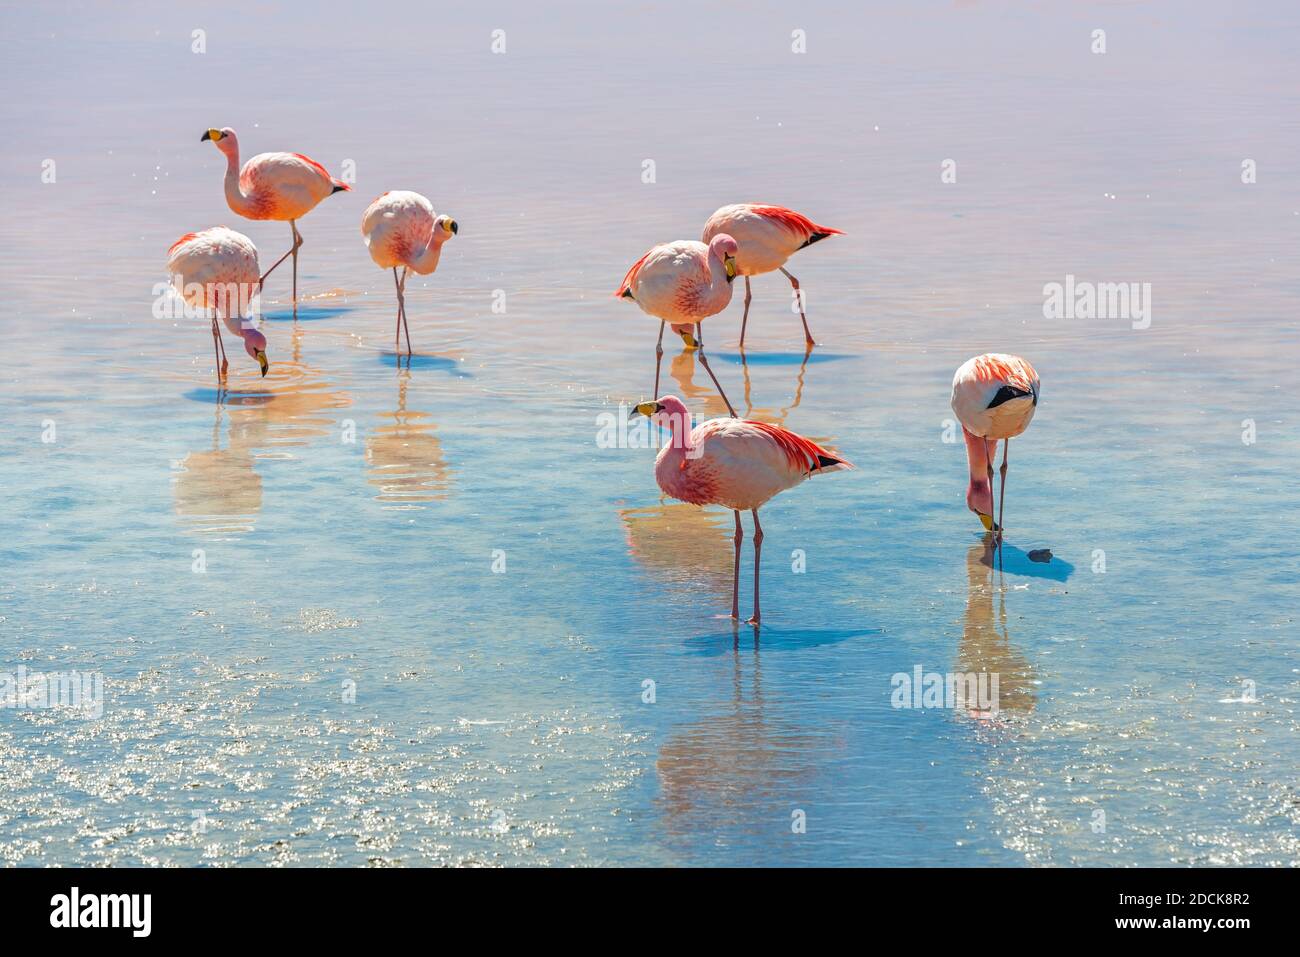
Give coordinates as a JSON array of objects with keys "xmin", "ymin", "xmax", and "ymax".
[
  {"xmin": 634, "ymin": 395, "xmax": 852, "ymax": 624},
  {"xmin": 617, "ymin": 236, "xmax": 739, "ymax": 415},
  {"xmin": 200, "ymin": 127, "xmax": 351, "ymax": 319},
  {"xmin": 701, "ymin": 204, "xmax": 842, "ymax": 350},
  {"xmin": 360, "ymin": 191, "xmax": 458, "ymax": 356},
  {"xmin": 950, "ymin": 353, "xmax": 1040, "ymax": 540},
  {"xmin": 167, "ymin": 226, "xmax": 269, "ymax": 380}
]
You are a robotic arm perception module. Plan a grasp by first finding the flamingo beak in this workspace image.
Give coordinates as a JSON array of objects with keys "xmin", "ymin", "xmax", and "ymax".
[
  {"xmin": 201, "ymin": 128, "xmax": 223, "ymax": 143},
  {"xmin": 256, "ymin": 351, "xmax": 269, "ymax": 377},
  {"xmin": 724, "ymin": 256, "xmax": 737, "ymax": 281},
  {"xmin": 635, "ymin": 401, "xmax": 662, "ymax": 417},
  {"xmin": 978, "ymin": 513, "xmax": 994, "ymax": 531},
  {"xmin": 679, "ymin": 331, "xmax": 698, "ymax": 349}
]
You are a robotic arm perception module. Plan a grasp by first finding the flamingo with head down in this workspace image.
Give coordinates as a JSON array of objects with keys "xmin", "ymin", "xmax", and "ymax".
[
  {"xmin": 200, "ymin": 126, "xmax": 351, "ymax": 319},
  {"xmin": 617, "ymin": 235, "xmax": 739, "ymax": 415},
  {"xmin": 634, "ymin": 395, "xmax": 852, "ymax": 624},
  {"xmin": 166, "ymin": 226, "xmax": 269, "ymax": 381},
  {"xmin": 950, "ymin": 353, "xmax": 1040, "ymax": 541}
]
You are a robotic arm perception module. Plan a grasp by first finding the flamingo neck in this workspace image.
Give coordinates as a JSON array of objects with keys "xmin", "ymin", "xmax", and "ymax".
[
  {"xmin": 659, "ymin": 411, "xmax": 694, "ymax": 457},
  {"xmin": 410, "ymin": 232, "xmax": 448, "ymax": 274},
  {"xmin": 963, "ymin": 426, "xmax": 994, "ymax": 509},
  {"xmin": 221, "ymin": 144, "xmax": 257, "ymax": 217}
]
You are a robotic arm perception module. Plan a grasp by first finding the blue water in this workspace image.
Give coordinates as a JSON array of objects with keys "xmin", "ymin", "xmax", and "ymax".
[{"xmin": 1, "ymin": 1, "xmax": 1297, "ymax": 866}]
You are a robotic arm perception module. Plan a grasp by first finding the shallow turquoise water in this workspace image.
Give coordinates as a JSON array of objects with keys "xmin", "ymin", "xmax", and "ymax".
[{"xmin": 1, "ymin": 2, "xmax": 1297, "ymax": 866}]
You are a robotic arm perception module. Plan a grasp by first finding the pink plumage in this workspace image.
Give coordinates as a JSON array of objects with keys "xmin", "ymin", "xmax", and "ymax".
[
  {"xmin": 636, "ymin": 395, "xmax": 851, "ymax": 624},
  {"xmin": 949, "ymin": 353, "xmax": 1041, "ymax": 534},
  {"xmin": 700, "ymin": 203, "xmax": 843, "ymax": 349}
]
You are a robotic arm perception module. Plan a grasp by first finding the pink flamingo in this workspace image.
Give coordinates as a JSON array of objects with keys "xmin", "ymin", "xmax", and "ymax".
[
  {"xmin": 634, "ymin": 395, "xmax": 852, "ymax": 624},
  {"xmin": 701, "ymin": 204, "xmax": 843, "ymax": 350},
  {"xmin": 617, "ymin": 236, "xmax": 740, "ymax": 415},
  {"xmin": 950, "ymin": 353, "xmax": 1040, "ymax": 539},
  {"xmin": 167, "ymin": 226, "xmax": 269, "ymax": 380},
  {"xmin": 200, "ymin": 127, "xmax": 351, "ymax": 319},
  {"xmin": 360, "ymin": 191, "xmax": 458, "ymax": 356}
]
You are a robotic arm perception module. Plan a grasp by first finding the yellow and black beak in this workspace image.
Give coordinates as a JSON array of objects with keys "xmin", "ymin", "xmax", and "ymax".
[
  {"xmin": 256, "ymin": 350, "xmax": 269, "ymax": 377},
  {"xmin": 978, "ymin": 513, "xmax": 1002, "ymax": 532},
  {"xmin": 724, "ymin": 255, "xmax": 737, "ymax": 281},
  {"xmin": 447, "ymin": 219, "xmax": 459, "ymax": 235},
  {"xmin": 679, "ymin": 331, "xmax": 698, "ymax": 349},
  {"xmin": 201, "ymin": 128, "xmax": 223, "ymax": 143},
  {"xmin": 635, "ymin": 401, "xmax": 663, "ymax": 417}
]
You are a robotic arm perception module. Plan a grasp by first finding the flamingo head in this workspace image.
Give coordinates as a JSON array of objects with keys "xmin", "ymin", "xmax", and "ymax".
[
  {"xmin": 435, "ymin": 214, "xmax": 459, "ymax": 240},
  {"xmin": 634, "ymin": 395, "xmax": 692, "ymax": 435},
  {"xmin": 200, "ymin": 127, "xmax": 238, "ymax": 156},
  {"xmin": 241, "ymin": 328, "xmax": 269, "ymax": 377},
  {"xmin": 966, "ymin": 479, "xmax": 996, "ymax": 531},
  {"xmin": 708, "ymin": 234, "xmax": 739, "ymax": 282}
]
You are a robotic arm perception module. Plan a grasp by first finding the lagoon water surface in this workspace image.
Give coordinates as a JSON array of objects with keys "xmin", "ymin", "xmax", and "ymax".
[{"xmin": 1, "ymin": 2, "xmax": 1297, "ymax": 866}]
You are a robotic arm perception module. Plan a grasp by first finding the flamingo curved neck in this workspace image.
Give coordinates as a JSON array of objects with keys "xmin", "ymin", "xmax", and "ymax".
[
  {"xmin": 221, "ymin": 144, "xmax": 258, "ymax": 217},
  {"xmin": 410, "ymin": 233, "xmax": 448, "ymax": 274},
  {"xmin": 659, "ymin": 414, "xmax": 694, "ymax": 457}
]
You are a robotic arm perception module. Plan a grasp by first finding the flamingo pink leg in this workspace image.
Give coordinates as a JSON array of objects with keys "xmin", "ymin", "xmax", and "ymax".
[
  {"xmin": 256, "ymin": 220, "xmax": 304, "ymax": 318},
  {"xmin": 738, "ymin": 276, "xmax": 752, "ymax": 351},
  {"xmin": 779, "ymin": 266, "xmax": 815, "ymax": 349},
  {"xmin": 653, "ymin": 321, "xmax": 666, "ymax": 399},
  {"xmin": 290, "ymin": 220, "xmax": 302, "ymax": 321},
  {"xmin": 212, "ymin": 304, "xmax": 229, "ymax": 378},
  {"xmin": 997, "ymin": 439, "xmax": 1009, "ymax": 545},
  {"xmin": 693, "ymin": 322, "xmax": 736, "ymax": 417},
  {"xmin": 392, "ymin": 267, "xmax": 404, "ymax": 353},
  {"xmin": 398, "ymin": 267, "xmax": 411, "ymax": 356},
  {"xmin": 210, "ymin": 316, "xmax": 224, "ymax": 381},
  {"xmin": 731, "ymin": 510, "xmax": 743, "ymax": 620},
  {"xmin": 747, "ymin": 509, "xmax": 764, "ymax": 626}
]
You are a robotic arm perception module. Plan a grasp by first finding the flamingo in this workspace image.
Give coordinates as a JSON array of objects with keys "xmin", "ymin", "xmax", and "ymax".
[
  {"xmin": 634, "ymin": 395, "xmax": 852, "ymax": 624},
  {"xmin": 617, "ymin": 235, "xmax": 739, "ymax": 415},
  {"xmin": 360, "ymin": 191, "xmax": 458, "ymax": 356},
  {"xmin": 199, "ymin": 127, "xmax": 351, "ymax": 319},
  {"xmin": 701, "ymin": 204, "xmax": 843, "ymax": 350},
  {"xmin": 950, "ymin": 353, "xmax": 1040, "ymax": 541},
  {"xmin": 167, "ymin": 226, "xmax": 269, "ymax": 380}
]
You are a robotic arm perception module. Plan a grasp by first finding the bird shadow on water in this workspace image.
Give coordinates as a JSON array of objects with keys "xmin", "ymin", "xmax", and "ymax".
[
  {"xmin": 377, "ymin": 352, "xmax": 470, "ymax": 376},
  {"xmin": 979, "ymin": 536, "xmax": 1075, "ymax": 582},
  {"xmin": 717, "ymin": 351, "xmax": 853, "ymax": 366},
  {"xmin": 261, "ymin": 305, "xmax": 355, "ymax": 322},
  {"xmin": 183, "ymin": 386, "xmax": 275, "ymax": 406},
  {"xmin": 682, "ymin": 624, "xmax": 882, "ymax": 657}
]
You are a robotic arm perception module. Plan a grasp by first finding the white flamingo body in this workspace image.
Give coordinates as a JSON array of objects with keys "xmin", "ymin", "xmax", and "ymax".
[
  {"xmin": 166, "ymin": 226, "xmax": 268, "ymax": 379},
  {"xmin": 167, "ymin": 226, "xmax": 259, "ymax": 313},
  {"xmin": 620, "ymin": 240, "xmax": 735, "ymax": 326},
  {"xmin": 700, "ymin": 204, "xmax": 833, "ymax": 275},
  {"xmin": 361, "ymin": 190, "xmax": 450, "ymax": 275},
  {"xmin": 227, "ymin": 151, "xmax": 340, "ymax": 221},
  {"xmin": 950, "ymin": 353, "xmax": 1040, "ymax": 441},
  {"xmin": 654, "ymin": 415, "xmax": 849, "ymax": 512}
]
